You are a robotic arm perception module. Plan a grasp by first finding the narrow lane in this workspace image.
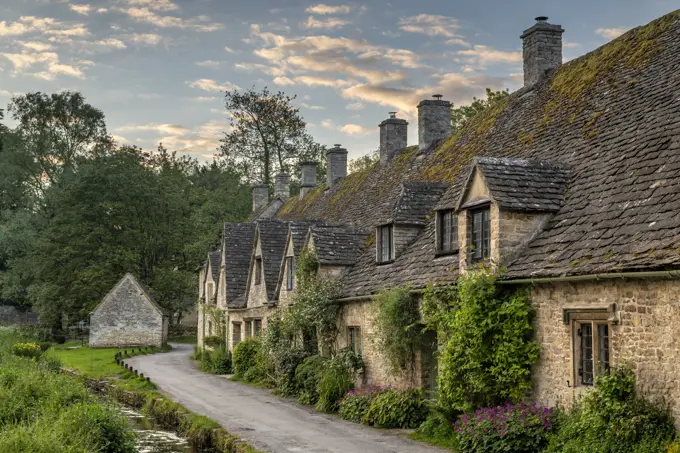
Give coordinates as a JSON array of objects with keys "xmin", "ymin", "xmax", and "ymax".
[{"xmin": 127, "ymin": 343, "xmax": 444, "ymax": 453}]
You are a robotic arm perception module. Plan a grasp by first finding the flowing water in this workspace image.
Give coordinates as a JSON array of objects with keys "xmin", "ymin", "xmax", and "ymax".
[{"xmin": 119, "ymin": 406, "xmax": 201, "ymax": 453}]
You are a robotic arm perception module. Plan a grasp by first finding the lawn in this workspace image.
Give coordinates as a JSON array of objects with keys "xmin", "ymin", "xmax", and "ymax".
[{"xmin": 51, "ymin": 342, "xmax": 168, "ymax": 390}]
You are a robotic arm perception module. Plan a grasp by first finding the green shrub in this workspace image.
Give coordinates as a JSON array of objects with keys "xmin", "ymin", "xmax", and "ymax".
[
  {"xmin": 11, "ymin": 342, "xmax": 42, "ymax": 359},
  {"xmin": 364, "ymin": 388, "xmax": 428, "ymax": 429},
  {"xmin": 142, "ymin": 396, "xmax": 186, "ymax": 430},
  {"xmin": 546, "ymin": 367, "xmax": 675, "ymax": 453},
  {"xmin": 204, "ymin": 335, "xmax": 224, "ymax": 349},
  {"xmin": 315, "ymin": 349, "xmax": 363, "ymax": 413},
  {"xmin": 294, "ymin": 355, "xmax": 327, "ymax": 404},
  {"xmin": 373, "ymin": 287, "xmax": 421, "ymax": 372},
  {"xmin": 414, "ymin": 408, "xmax": 459, "ymax": 449},
  {"xmin": 191, "ymin": 346, "xmax": 203, "ymax": 360},
  {"xmin": 179, "ymin": 414, "xmax": 220, "ymax": 449},
  {"xmin": 232, "ymin": 338, "xmax": 261, "ymax": 379},
  {"xmin": 38, "ymin": 353, "xmax": 62, "ymax": 373},
  {"xmin": 200, "ymin": 347, "xmax": 232, "ymax": 375},
  {"xmin": 339, "ymin": 387, "xmax": 380, "ymax": 423},
  {"xmin": 454, "ymin": 402, "xmax": 557, "ymax": 453}
]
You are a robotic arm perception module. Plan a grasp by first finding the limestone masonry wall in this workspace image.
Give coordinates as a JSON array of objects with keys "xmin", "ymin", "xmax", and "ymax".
[{"xmin": 531, "ymin": 278, "xmax": 680, "ymax": 423}]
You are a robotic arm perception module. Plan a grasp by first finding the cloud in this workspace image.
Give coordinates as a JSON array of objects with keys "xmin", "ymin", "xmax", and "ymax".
[
  {"xmin": 196, "ymin": 60, "xmax": 221, "ymax": 67},
  {"xmin": 0, "ymin": 16, "xmax": 88, "ymax": 37},
  {"xmin": 289, "ymin": 75, "xmax": 354, "ymax": 88},
  {"xmin": 70, "ymin": 4, "xmax": 93, "ymax": 15},
  {"xmin": 112, "ymin": 135, "xmax": 128, "ymax": 144},
  {"xmin": 445, "ymin": 38, "xmax": 471, "ymax": 47},
  {"xmin": 398, "ymin": 14, "xmax": 461, "ymax": 38},
  {"xmin": 188, "ymin": 79, "xmax": 240, "ymax": 92},
  {"xmin": 118, "ymin": 7, "xmax": 222, "ymax": 32},
  {"xmin": 129, "ymin": 33, "xmax": 162, "ymax": 45},
  {"xmin": 20, "ymin": 41, "xmax": 53, "ymax": 51},
  {"xmin": 346, "ymin": 102, "xmax": 364, "ymax": 110},
  {"xmin": 121, "ymin": 0, "xmax": 179, "ymax": 11},
  {"xmin": 117, "ymin": 123, "xmax": 189, "ymax": 134},
  {"xmin": 302, "ymin": 16, "xmax": 350, "ymax": 30},
  {"xmin": 305, "ymin": 4, "xmax": 352, "ymax": 15},
  {"xmin": 340, "ymin": 124, "xmax": 368, "ymax": 135},
  {"xmin": 1, "ymin": 51, "xmax": 58, "ymax": 70},
  {"xmin": 42, "ymin": 63, "xmax": 85, "ymax": 78},
  {"xmin": 457, "ymin": 45, "xmax": 522, "ymax": 65},
  {"xmin": 224, "ymin": 46, "xmax": 236, "ymax": 53},
  {"xmin": 563, "ymin": 40, "xmax": 581, "ymax": 48},
  {"xmin": 94, "ymin": 38, "xmax": 127, "ymax": 49},
  {"xmin": 299, "ymin": 102, "xmax": 325, "ymax": 110},
  {"xmin": 595, "ymin": 27, "xmax": 630, "ymax": 40}
]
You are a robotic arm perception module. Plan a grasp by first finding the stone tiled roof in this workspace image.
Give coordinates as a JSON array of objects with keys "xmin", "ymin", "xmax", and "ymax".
[
  {"xmin": 248, "ymin": 197, "xmax": 284, "ymax": 222},
  {"xmin": 389, "ymin": 181, "xmax": 449, "ymax": 225},
  {"xmin": 308, "ymin": 225, "xmax": 370, "ymax": 266},
  {"xmin": 257, "ymin": 220, "xmax": 290, "ymax": 301},
  {"xmin": 290, "ymin": 221, "xmax": 315, "ymax": 254},
  {"xmin": 209, "ymin": 250, "xmax": 221, "ymax": 282},
  {"xmin": 223, "ymin": 223, "xmax": 255, "ymax": 307}
]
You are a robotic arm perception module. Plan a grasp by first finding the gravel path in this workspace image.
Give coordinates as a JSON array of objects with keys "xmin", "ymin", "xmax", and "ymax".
[{"xmin": 126, "ymin": 343, "xmax": 444, "ymax": 453}]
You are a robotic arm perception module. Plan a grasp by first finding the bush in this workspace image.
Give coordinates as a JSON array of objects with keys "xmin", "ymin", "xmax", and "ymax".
[
  {"xmin": 204, "ymin": 335, "xmax": 224, "ymax": 349},
  {"xmin": 11, "ymin": 342, "xmax": 42, "ymax": 359},
  {"xmin": 454, "ymin": 402, "xmax": 557, "ymax": 453},
  {"xmin": 201, "ymin": 347, "xmax": 232, "ymax": 375},
  {"xmin": 294, "ymin": 355, "xmax": 327, "ymax": 404},
  {"xmin": 315, "ymin": 349, "xmax": 363, "ymax": 413},
  {"xmin": 364, "ymin": 388, "xmax": 428, "ymax": 429},
  {"xmin": 546, "ymin": 367, "xmax": 675, "ymax": 453},
  {"xmin": 232, "ymin": 338, "xmax": 261, "ymax": 379},
  {"xmin": 339, "ymin": 387, "xmax": 381, "ymax": 423},
  {"xmin": 414, "ymin": 408, "xmax": 459, "ymax": 449},
  {"xmin": 373, "ymin": 287, "xmax": 421, "ymax": 372},
  {"xmin": 191, "ymin": 346, "xmax": 203, "ymax": 360}
]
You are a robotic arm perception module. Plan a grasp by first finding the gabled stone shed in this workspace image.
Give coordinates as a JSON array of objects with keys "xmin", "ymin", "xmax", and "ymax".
[{"xmin": 90, "ymin": 273, "xmax": 168, "ymax": 348}]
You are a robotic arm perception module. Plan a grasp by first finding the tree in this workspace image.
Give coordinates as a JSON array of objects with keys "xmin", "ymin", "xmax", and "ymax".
[
  {"xmin": 451, "ymin": 88, "xmax": 510, "ymax": 133},
  {"xmin": 348, "ymin": 148, "xmax": 379, "ymax": 174},
  {"xmin": 220, "ymin": 87, "xmax": 325, "ymax": 186}
]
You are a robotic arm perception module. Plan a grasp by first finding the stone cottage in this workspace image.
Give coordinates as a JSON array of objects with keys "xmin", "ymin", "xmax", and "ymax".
[
  {"xmin": 198, "ymin": 11, "xmax": 680, "ymax": 420},
  {"xmin": 90, "ymin": 273, "xmax": 169, "ymax": 348}
]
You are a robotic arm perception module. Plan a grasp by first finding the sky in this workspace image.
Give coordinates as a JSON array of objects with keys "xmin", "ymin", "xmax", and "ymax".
[{"xmin": 1, "ymin": 0, "xmax": 678, "ymax": 163}]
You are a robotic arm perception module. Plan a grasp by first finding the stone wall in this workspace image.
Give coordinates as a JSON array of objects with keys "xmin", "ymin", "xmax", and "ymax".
[
  {"xmin": 417, "ymin": 99, "xmax": 451, "ymax": 150},
  {"xmin": 530, "ymin": 278, "xmax": 680, "ymax": 423},
  {"xmin": 379, "ymin": 117, "xmax": 408, "ymax": 164},
  {"xmin": 497, "ymin": 209, "xmax": 550, "ymax": 264},
  {"xmin": 90, "ymin": 277, "xmax": 167, "ymax": 348},
  {"xmin": 394, "ymin": 225, "xmax": 422, "ymax": 258},
  {"xmin": 521, "ymin": 18, "xmax": 564, "ymax": 86},
  {"xmin": 0, "ymin": 305, "xmax": 38, "ymax": 326},
  {"xmin": 227, "ymin": 306, "xmax": 274, "ymax": 351}
]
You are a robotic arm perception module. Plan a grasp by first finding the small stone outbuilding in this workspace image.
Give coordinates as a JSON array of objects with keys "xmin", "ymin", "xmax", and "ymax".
[{"xmin": 90, "ymin": 273, "xmax": 168, "ymax": 348}]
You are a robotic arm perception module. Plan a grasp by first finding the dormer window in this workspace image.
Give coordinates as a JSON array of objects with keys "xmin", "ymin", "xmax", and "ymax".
[
  {"xmin": 470, "ymin": 207, "xmax": 490, "ymax": 262},
  {"xmin": 377, "ymin": 224, "xmax": 394, "ymax": 263},
  {"xmin": 436, "ymin": 210, "xmax": 457, "ymax": 254},
  {"xmin": 254, "ymin": 257, "xmax": 262, "ymax": 285}
]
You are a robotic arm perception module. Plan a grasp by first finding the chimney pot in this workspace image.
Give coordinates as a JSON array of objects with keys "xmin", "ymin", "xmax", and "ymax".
[
  {"xmin": 417, "ymin": 96, "xmax": 452, "ymax": 150},
  {"xmin": 379, "ymin": 112, "xmax": 408, "ymax": 164},
  {"xmin": 535, "ymin": 16, "xmax": 549, "ymax": 22},
  {"xmin": 521, "ymin": 17, "xmax": 564, "ymax": 86},
  {"xmin": 389, "ymin": 111, "xmax": 397, "ymax": 119},
  {"xmin": 433, "ymin": 94, "xmax": 443, "ymax": 100},
  {"xmin": 326, "ymin": 145, "xmax": 348, "ymax": 187}
]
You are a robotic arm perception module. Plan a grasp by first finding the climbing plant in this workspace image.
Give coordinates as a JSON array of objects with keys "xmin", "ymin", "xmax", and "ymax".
[
  {"xmin": 372, "ymin": 287, "xmax": 422, "ymax": 373},
  {"xmin": 203, "ymin": 305, "xmax": 226, "ymax": 347},
  {"xmin": 424, "ymin": 268, "xmax": 540, "ymax": 413}
]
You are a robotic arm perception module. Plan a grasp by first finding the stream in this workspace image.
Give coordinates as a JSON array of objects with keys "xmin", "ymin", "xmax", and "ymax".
[{"xmin": 118, "ymin": 406, "xmax": 203, "ymax": 453}]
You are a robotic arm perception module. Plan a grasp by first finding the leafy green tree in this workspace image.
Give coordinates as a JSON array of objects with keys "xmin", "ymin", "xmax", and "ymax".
[
  {"xmin": 220, "ymin": 87, "xmax": 325, "ymax": 186},
  {"xmin": 348, "ymin": 148, "xmax": 379, "ymax": 174},
  {"xmin": 451, "ymin": 88, "xmax": 510, "ymax": 133}
]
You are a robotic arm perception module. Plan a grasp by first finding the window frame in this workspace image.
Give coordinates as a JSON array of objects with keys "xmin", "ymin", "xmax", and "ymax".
[
  {"xmin": 232, "ymin": 322, "xmax": 242, "ymax": 347},
  {"xmin": 377, "ymin": 224, "xmax": 394, "ymax": 263},
  {"xmin": 207, "ymin": 282, "xmax": 214, "ymax": 297},
  {"xmin": 245, "ymin": 320, "xmax": 252, "ymax": 338},
  {"xmin": 436, "ymin": 209, "xmax": 458, "ymax": 255},
  {"xmin": 285, "ymin": 256, "xmax": 295, "ymax": 291},
  {"xmin": 254, "ymin": 319, "xmax": 262, "ymax": 336},
  {"xmin": 254, "ymin": 257, "xmax": 262, "ymax": 285},
  {"xmin": 573, "ymin": 319, "xmax": 611, "ymax": 387},
  {"xmin": 469, "ymin": 207, "xmax": 491, "ymax": 263},
  {"xmin": 348, "ymin": 326, "xmax": 362, "ymax": 355}
]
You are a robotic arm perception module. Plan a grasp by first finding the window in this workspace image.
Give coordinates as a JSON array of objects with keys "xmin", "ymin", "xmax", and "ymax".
[
  {"xmin": 254, "ymin": 258, "xmax": 262, "ymax": 285},
  {"xmin": 437, "ymin": 210, "xmax": 457, "ymax": 254},
  {"xmin": 286, "ymin": 257, "xmax": 295, "ymax": 291},
  {"xmin": 575, "ymin": 321, "xmax": 610, "ymax": 386},
  {"xmin": 470, "ymin": 208, "xmax": 490, "ymax": 262},
  {"xmin": 348, "ymin": 326, "xmax": 362, "ymax": 355},
  {"xmin": 254, "ymin": 319, "xmax": 262, "ymax": 336},
  {"xmin": 207, "ymin": 282, "xmax": 214, "ymax": 297},
  {"xmin": 378, "ymin": 224, "xmax": 394, "ymax": 263},
  {"xmin": 232, "ymin": 322, "xmax": 242, "ymax": 347},
  {"xmin": 245, "ymin": 320, "xmax": 252, "ymax": 338}
]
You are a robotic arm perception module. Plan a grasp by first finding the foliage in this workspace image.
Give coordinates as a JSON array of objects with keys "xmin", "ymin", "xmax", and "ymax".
[
  {"xmin": 204, "ymin": 335, "xmax": 225, "ymax": 349},
  {"xmin": 372, "ymin": 287, "xmax": 421, "ymax": 373},
  {"xmin": 451, "ymin": 88, "xmax": 510, "ymax": 134},
  {"xmin": 294, "ymin": 355, "xmax": 328, "ymax": 404},
  {"xmin": 315, "ymin": 348, "xmax": 364, "ymax": 413},
  {"xmin": 11, "ymin": 342, "xmax": 42, "ymax": 358},
  {"xmin": 414, "ymin": 408, "xmax": 459, "ymax": 449},
  {"xmin": 348, "ymin": 148, "xmax": 379, "ymax": 174},
  {"xmin": 454, "ymin": 402, "xmax": 557, "ymax": 453},
  {"xmin": 546, "ymin": 367, "xmax": 675, "ymax": 453},
  {"xmin": 433, "ymin": 269, "xmax": 540, "ymax": 412},
  {"xmin": 200, "ymin": 347, "xmax": 233, "ymax": 375},
  {"xmin": 232, "ymin": 338, "xmax": 262, "ymax": 379},
  {"xmin": 364, "ymin": 388, "xmax": 428, "ymax": 429},
  {"xmin": 338, "ymin": 386, "xmax": 382, "ymax": 423},
  {"xmin": 220, "ymin": 86, "xmax": 325, "ymax": 186}
]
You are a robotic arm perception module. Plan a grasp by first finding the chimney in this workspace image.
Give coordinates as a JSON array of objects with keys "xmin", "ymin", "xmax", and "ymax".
[
  {"xmin": 299, "ymin": 161, "xmax": 317, "ymax": 199},
  {"xmin": 326, "ymin": 144, "xmax": 348, "ymax": 188},
  {"xmin": 379, "ymin": 112, "xmax": 408, "ymax": 164},
  {"xmin": 274, "ymin": 173, "xmax": 291, "ymax": 199},
  {"xmin": 252, "ymin": 183, "xmax": 269, "ymax": 212},
  {"xmin": 521, "ymin": 16, "xmax": 564, "ymax": 87},
  {"xmin": 418, "ymin": 94, "xmax": 452, "ymax": 151}
]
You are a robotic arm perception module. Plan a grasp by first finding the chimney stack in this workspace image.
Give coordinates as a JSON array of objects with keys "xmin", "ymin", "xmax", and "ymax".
[
  {"xmin": 274, "ymin": 173, "xmax": 291, "ymax": 199},
  {"xmin": 326, "ymin": 144, "xmax": 348, "ymax": 188},
  {"xmin": 521, "ymin": 16, "xmax": 564, "ymax": 87},
  {"xmin": 418, "ymin": 94, "xmax": 451, "ymax": 151},
  {"xmin": 299, "ymin": 161, "xmax": 317, "ymax": 199},
  {"xmin": 379, "ymin": 112, "xmax": 408, "ymax": 164},
  {"xmin": 252, "ymin": 183, "xmax": 269, "ymax": 212}
]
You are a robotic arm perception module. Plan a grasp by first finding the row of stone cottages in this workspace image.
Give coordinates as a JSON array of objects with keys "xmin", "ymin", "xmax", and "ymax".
[{"xmin": 197, "ymin": 12, "xmax": 680, "ymax": 420}]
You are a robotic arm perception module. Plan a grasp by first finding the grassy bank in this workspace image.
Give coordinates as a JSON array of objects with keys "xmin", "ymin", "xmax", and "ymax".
[
  {"xmin": 0, "ymin": 327, "xmax": 136, "ymax": 453},
  {"xmin": 55, "ymin": 338, "xmax": 261, "ymax": 453}
]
